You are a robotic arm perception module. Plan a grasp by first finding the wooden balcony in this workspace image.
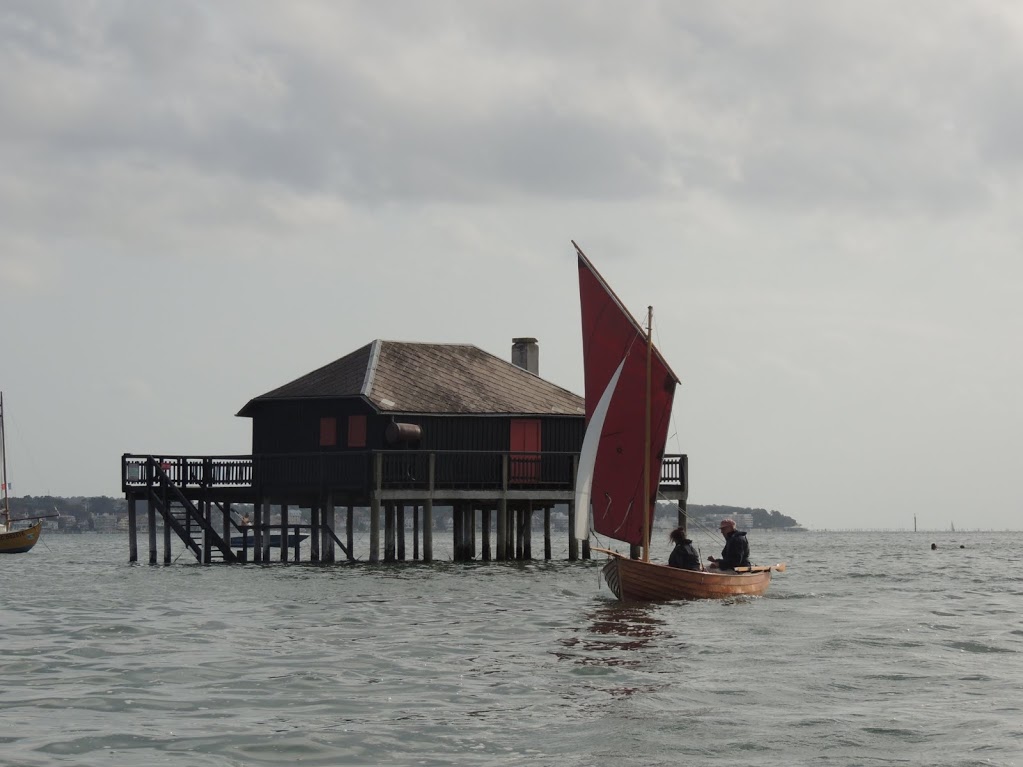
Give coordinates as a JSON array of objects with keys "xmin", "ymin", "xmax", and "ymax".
[{"xmin": 121, "ymin": 450, "xmax": 688, "ymax": 501}]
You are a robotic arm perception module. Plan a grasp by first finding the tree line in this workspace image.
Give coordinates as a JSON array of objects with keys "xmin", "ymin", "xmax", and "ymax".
[{"xmin": 660, "ymin": 503, "xmax": 801, "ymax": 529}]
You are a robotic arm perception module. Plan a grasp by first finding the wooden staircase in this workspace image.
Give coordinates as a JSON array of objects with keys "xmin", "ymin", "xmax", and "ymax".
[{"xmin": 145, "ymin": 459, "xmax": 237, "ymax": 564}]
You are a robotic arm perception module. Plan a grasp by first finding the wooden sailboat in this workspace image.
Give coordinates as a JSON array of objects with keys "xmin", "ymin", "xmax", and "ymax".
[
  {"xmin": 572, "ymin": 243, "xmax": 781, "ymax": 601},
  {"xmin": 597, "ymin": 552, "xmax": 780, "ymax": 601},
  {"xmin": 0, "ymin": 393, "xmax": 42, "ymax": 554}
]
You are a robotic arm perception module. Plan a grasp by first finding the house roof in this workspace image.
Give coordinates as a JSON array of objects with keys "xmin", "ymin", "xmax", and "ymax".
[{"xmin": 236, "ymin": 340, "xmax": 584, "ymax": 417}]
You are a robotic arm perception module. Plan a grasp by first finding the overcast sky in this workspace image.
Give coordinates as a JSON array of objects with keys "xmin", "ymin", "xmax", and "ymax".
[{"xmin": 2, "ymin": 1, "xmax": 1021, "ymax": 531}]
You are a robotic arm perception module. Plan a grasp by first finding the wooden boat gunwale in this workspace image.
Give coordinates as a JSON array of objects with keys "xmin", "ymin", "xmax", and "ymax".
[
  {"xmin": 598, "ymin": 549, "xmax": 772, "ymax": 602},
  {"xmin": 0, "ymin": 520, "xmax": 43, "ymax": 554}
]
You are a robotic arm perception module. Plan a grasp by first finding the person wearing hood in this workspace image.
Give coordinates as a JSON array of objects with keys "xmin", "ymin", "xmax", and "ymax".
[
  {"xmin": 707, "ymin": 518, "xmax": 750, "ymax": 571},
  {"xmin": 668, "ymin": 526, "xmax": 701, "ymax": 570}
]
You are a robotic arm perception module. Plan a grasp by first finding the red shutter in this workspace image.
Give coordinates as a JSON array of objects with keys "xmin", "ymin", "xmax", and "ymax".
[
  {"xmin": 348, "ymin": 415, "xmax": 367, "ymax": 448},
  {"xmin": 509, "ymin": 419, "xmax": 541, "ymax": 483},
  {"xmin": 319, "ymin": 417, "xmax": 337, "ymax": 447}
]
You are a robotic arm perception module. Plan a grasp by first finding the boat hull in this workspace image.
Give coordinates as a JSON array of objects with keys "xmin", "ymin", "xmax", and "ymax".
[
  {"xmin": 0, "ymin": 521, "xmax": 42, "ymax": 554},
  {"xmin": 602, "ymin": 554, "xmax": 771, "ymax": 601}
]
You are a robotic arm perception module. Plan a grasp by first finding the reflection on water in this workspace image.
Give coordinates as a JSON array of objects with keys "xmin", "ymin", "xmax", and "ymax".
[
  {"xmin": 568, "ymin": 605, "xmax": 679, "ymax": 699},
  {"xmin": 555, "ymin": 601, "xmax": 677, "ymax": 698},
  {"xmin": 586, "ymin": 602, "xmax": 670, "ymax": 646}
]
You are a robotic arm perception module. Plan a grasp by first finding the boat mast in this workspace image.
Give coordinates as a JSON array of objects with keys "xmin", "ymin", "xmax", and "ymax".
[
  {"xmin": 642, "ymin": 307, "xmax": 653, "ymax": 562},
  {"xmin": 1, "ymin": 393, "xmax": 9, "ymax": 532}
]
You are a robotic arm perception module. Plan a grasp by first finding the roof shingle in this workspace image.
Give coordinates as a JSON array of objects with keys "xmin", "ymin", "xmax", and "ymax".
[{"xmin": 237, "ymin": 340, "xmax": 583, "ymax": 417}]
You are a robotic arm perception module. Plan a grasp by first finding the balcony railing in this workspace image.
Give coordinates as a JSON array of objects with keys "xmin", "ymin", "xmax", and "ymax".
[{"xmin": 122, "ymin": 451, "xmax": 687, "ymax": 494}]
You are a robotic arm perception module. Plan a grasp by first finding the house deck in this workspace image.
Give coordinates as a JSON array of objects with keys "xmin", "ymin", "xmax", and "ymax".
[{"xmin": 122, "ymin": 450, "xmax": 688, "ymax": 564}]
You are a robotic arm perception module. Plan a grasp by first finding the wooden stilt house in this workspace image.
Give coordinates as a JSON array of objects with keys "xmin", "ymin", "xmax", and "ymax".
[{"xmin": 122, "ymin": 338, "xmax": 681, "ymax": 565}]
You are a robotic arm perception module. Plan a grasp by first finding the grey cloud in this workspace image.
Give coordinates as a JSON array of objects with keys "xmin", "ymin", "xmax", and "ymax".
[{"xmin": 2, "ymin": 2, "xmax": 1022, "ymax": 213}]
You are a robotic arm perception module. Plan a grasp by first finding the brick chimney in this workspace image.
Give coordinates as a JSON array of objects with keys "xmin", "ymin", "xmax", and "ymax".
[{"xmin": 511, "ymin": 337, "xmax": 539, "ymax": 375}]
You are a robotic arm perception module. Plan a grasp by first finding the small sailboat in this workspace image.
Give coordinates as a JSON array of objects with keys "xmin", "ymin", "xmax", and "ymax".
[
  {"xmin": 0, "ymin": 393, "xmax": 42, "ymax": 554},
  {"xmin": 572, "ymin": 243, "xmax": 782, "ymax": 601}
]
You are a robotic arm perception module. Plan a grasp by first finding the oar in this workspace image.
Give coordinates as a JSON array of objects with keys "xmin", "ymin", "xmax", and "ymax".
[{"xmin": 734, "ymin": 563, "xmax": 786, "ymax": 573}]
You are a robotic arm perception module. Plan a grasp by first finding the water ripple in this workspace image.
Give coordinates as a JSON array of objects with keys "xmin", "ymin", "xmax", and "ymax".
[{"xmin": 2, "ymin": 533, "xmax": 1022, "ymax": 766}]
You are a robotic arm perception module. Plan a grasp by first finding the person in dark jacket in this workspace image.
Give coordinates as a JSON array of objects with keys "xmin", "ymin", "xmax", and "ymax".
[
  {"xmin": 668, "ymin": 526, "xmax": 701, "ymax": 570},
  {"xmin": 707, "ymin": 518, "xmax": 751, "ymax": 570}
]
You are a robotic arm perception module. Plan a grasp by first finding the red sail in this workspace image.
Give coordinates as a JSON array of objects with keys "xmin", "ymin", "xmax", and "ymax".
[{"xmin": 576, "ymin": 246, "xmax": 679, "ymax": 546}]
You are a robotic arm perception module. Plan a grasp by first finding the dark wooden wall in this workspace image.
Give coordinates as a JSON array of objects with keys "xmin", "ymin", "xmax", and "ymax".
[{"xmin": 247, "ymin": 399, "xmax": 585, "ymax": 456}]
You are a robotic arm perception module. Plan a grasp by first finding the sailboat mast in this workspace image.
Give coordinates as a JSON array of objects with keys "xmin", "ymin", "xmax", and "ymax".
[
  {"xmin": 642, "ymin": 307, "xmax": 653, "ymax": 562},
  {"xmin": 1, "ymin": 393, "xmax": 9, "ymax": 531}
]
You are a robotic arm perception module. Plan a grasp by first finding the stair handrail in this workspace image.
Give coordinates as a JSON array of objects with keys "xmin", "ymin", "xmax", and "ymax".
[{"xmin": 146, "ymin": 457, "xmax": 236, "ymax": 563}]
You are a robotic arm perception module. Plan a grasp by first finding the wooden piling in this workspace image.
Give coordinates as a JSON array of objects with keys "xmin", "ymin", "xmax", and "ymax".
[
  {"xmin": 163, "ymin": 505, "xmax": 171, "ymax": 564},
  {"xmin": 423, "ymin": 455, "xmax": 434, "ymax": 562},
  {"xmin": 222, "ymin": 502, "xmax": 231, "ymax": 552},
  {"xmin": 523, "ymin": 502, "xmax": 532, "ymax": 560},
  {"xmin": 482, "ymin": 506, "xmax": 491, "ymax": 561},
  {"xmin": 261, "ymin": 502, "xmax": 272, "ymax": 563},
  {"xmin": 251, "ymin": 502, "xmax": 259, "ymax": 563},
  {"xmin": 280, "ymin": 504, "xmax": 290, "ymax": 562},
  {"xmin": 384, "ymin": 502, "xmax": 395, "ymax": 562},
  {"xmin": 544, "ymin": 505, "xmax": 551, "ymax": 560},
  {"xmin": 460, "ymin": 504, "xmax": 469, "ymax": 561},
  {"xmin": 497, "ymin": 455, "xmax": 508, "ymax": 560},
  {"xmin": 468, "ymin": 504, "xmax": 476, "ymax": 560},
  {"xmin": 412, "ymin": 504, "xmax": 419, "ymax": 561},
  {"xmin": 568, "ymin": 500, "xmax": 578, "ymax": 561},
  {"xmin": 128, "ymin": 496, "xmax": 138, "ymax": 563},
  {"xmin": 346, "ymin": 505, "xmax": 354, "ymax": 562},
  {"xmin": 310, "ymin": 505, "xmax": 320, "ymax": 562},
  {"xmin": 253, "ymin": 501, "xmax": 262, "ymax": 563},
  {"xmin": 202, "ymin": 499, "xmax": 212, "ymax": 564},
  {"xmin": 322, "ymin": 495, "xmax": 336, "ymax": 563},
  {"xmin": 397, "ymin": 504, "xmax": 406, "ymax": 561},
  {"xmin": 451, "ymin": 503, "xmax": 461, "ymax": 561},
  {"xmin": 370, "ymin": 455, "xmax": 382, "ymax": 563},
  {"xmin": 514, "ymin": 506, "xmax": 523, "ymax": 560},
  {"xmin": 370, "ymin": 499, "xmax": 381, "ymax": 563},
  {"xmin": 678, "ymin": 456, "xmax": 689, "ymax": 537},
  {"xmin": 569, "ymin": 455, "xmax": 580, "ymax": 561},
  {"xmin": 148, "ymin": 500, "xmax": 157, "ymax": 564}
]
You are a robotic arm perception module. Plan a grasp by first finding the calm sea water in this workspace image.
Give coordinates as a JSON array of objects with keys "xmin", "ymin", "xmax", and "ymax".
[{"xmin": 1, "ymin": 530, "xmax": 1020, "ymax": 767}]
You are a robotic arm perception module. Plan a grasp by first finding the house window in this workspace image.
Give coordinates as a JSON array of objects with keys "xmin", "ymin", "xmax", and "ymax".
[
  {"xmin": 509, "ymin": 418, "xmax": 541, "ymax": 483},
  {"xmin": 348, "ymin": 415, "xmax": 367, "ymax": 448},
  {"xmin": 319, "ymin": 417, "xmax": 337, "ymax": 447}
]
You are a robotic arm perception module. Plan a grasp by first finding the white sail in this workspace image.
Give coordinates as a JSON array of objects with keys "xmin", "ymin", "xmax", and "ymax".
[{"xmin": 573, "ymin": 359, "xmax": 626, "ymax": 541}]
